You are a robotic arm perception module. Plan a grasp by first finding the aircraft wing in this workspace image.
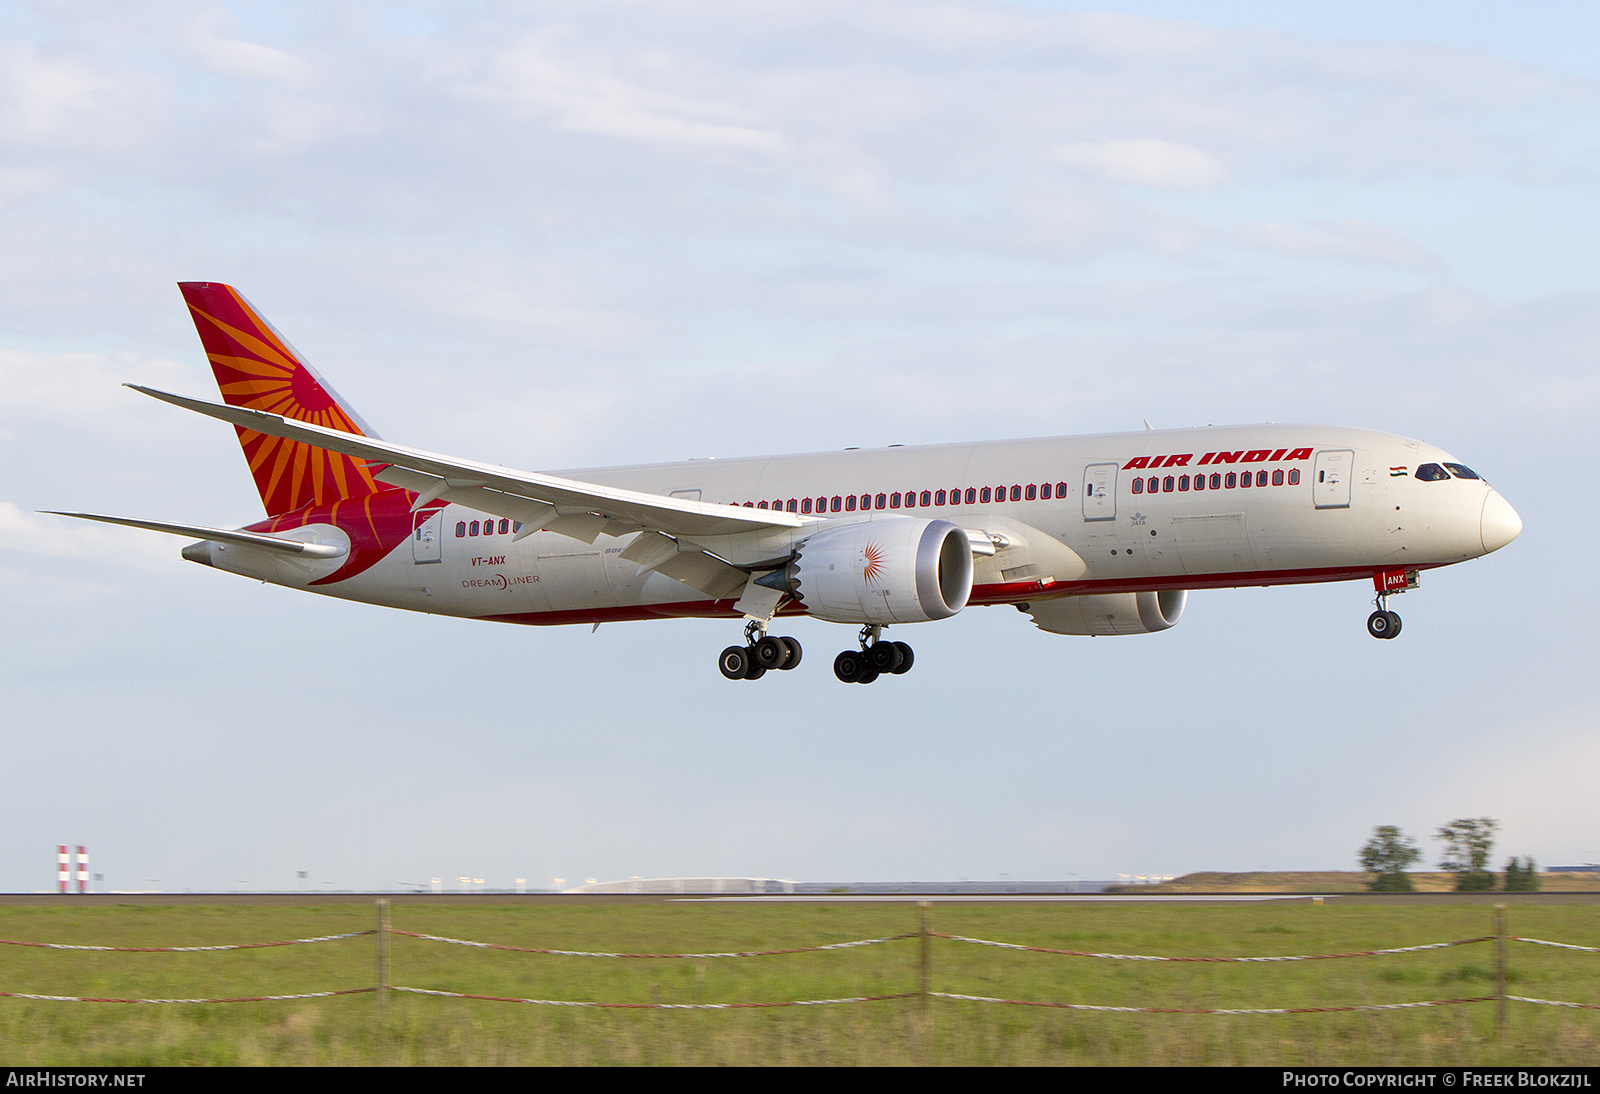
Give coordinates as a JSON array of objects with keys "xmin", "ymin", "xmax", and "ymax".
[{"xmin": 128, "ymin": 386, "xmax": 804, "ymax": 547}]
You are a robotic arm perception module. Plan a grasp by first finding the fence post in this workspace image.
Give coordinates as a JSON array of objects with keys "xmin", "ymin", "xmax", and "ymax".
[
  {"xmin": 1494, "ymin": 903, "xmax": 1506, "ymax": 1030},
  {"xmin": 918, "ymin": 901, "xmax": 931, "ymax": 1011},
  {"xmin": 377, "ymin": 898, "xmax": 390, "ymax": 1011}
]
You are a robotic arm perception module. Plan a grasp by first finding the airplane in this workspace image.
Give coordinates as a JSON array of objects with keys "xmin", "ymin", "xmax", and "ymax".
[{"xmin": 55, "ymin": 282, "xmax": 1523, "ymax": 684}]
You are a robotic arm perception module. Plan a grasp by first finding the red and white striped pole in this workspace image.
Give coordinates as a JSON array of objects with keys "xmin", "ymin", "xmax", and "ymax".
[
  {"xmin": 57, "ymin": 845, "xmax": 69, "ymax": 894},
  {"xmin": 76, "ymin": 846, "xmax": 88, "ymax": 894}
]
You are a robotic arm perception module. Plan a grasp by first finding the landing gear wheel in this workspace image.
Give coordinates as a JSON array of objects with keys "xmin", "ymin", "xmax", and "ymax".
[
  {"xmin": 889, "ymin": 641, "xmax": 914, "ymax": 674},
  {"xmin": 778, "ymin": 636, "xmax": 803, "ymax": 670},
  {"xmin": 744, "ymin": 661, "xmax": 766, "ymax": 680},
  {"xmin": 856, "ymin": 665, "xmax": 880, "ymax": 685},
  {"xmin": 753, "ymin": 635, "xmax": 790, "ymax": 670},
  {"xmin": 834, "ymin": 650, "xmax": 865, "ymax": 683},
  {"xmin": 1366, "ymin": 611, "xmax": 1402, "ymax": 640},
  {"xmin": 719, "ymin": 645, "xmax": 750, "ymax": 680},
  {"xmin": 868, "ymin": 641, "xmax": 904, "ymax": 673}
]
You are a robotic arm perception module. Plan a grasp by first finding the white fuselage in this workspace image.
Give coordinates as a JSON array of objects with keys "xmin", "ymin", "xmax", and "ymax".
[{"xmin": 199, "ymin": 423, "xmax": 1519, "ymax": 630}]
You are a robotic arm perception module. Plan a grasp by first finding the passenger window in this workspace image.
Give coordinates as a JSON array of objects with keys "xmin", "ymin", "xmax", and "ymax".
[
  {"xmin": 965, "ymin": 488, "xmax": 976, "ymax": 504},
  {"xmin": 934, "ymin": 490, "xmax": 945, "ymax": 505},
  {"xmin": 1163, "ymin": 476, "xmax": 1174, "ymax": 492},
  {"xmin": 787, "ymin": 499, "xmax": 797, "ymax": 512},
  {"xmin": 1288, "ymin": 469, "xmax": 1300, "ymax": 485},
  {"xmin": 831, "ymin": 496, "xmax": 842, "ymax": 512},
  {"xmin": 455, "ymin": 522, "xmax": 466, "ymax": 537},
  {"xmin": 1009, "ymin": 485, "xmax": 1021, "ymax": 501},
  {"xmin": 1194, "ymin": 475, "xmax": 1205, "ymax": 491},
  {"xmin": 1025, "ymin": 484, "xmax": 1036, "ymax": 500},
  {"xmin": 890, "ymin": 493, "xmax": 901, "ymax": 508},
  {"xmin": 1178, "ymin": 475, "xmax": 1189, "ymax": 491},
  {"xmin": 875, "ymin": 493, "xmax": 887, "ymax": 509},
  {"xmin": 757, "ymin": 501, "xmax": 768, "ymax": 509},
  {"xmin": 469, "ymin": 520, "xmax": 479, "ymax": 535},
  {"xmin": 845, "ymin": 496, "xmax": 856, "ymax": 511},
  {"xmin": 1257, "ymin": 471, "xmax": 1268, "ymax": 486},
  {"xmin": 1056, "ymin": 481, "xmax": 1068, "ymax": 497},
  {"xmin": 802, "ymin": 498, "xmax": 813, "ymax": 514},
  {"xmin": 1240, "ymin": 473, "xmax": 1251, "ymax": 488},
  {"xmin": 1132, "ymin": 479, "xmax": 1144, "ymax": 494},
  {"xmin": 1272, "ymin": 470, "xmax": 1284, "ymax": 486},
  {"xmin": 980, "ymin": 487, "xmax": 991, "ymax": 503}
]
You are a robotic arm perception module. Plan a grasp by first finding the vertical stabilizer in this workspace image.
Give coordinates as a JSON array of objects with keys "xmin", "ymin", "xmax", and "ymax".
[{"xmin": 179, "ymin": 282, "xmax": 385, "ymax": 517}]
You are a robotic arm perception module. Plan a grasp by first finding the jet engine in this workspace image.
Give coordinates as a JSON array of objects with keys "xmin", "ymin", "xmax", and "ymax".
[
  {"xmin": 790, "ymin": 518, "xmax": 973, "ymax": 625},
  {"xmin": 1026, "ymin": 590, "xmax": 1187, "ymax": 636}
]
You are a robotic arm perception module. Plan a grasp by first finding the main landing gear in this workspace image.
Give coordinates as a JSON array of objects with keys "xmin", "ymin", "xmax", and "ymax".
[
  {"xmin": 833, "ymin": 625, "xmax": 915, "ymax": 685},
  {"xmin": 1367, "ymin": 596, "xmax": 1402, "ymax": 640},
  {"xmin": 718, "ymin": 619, "xmax": 803, "ymax": 681}
]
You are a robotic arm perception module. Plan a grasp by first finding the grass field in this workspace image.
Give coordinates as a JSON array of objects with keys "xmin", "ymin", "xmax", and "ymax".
[{"xmin": 1, "ymin": 897, "xmax": 1597, "ymax": 1065}]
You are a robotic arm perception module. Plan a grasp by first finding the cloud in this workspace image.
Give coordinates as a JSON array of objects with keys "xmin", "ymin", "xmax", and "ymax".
[
  {"xmin": 1227, "ymin": 220, "xmax": 1444, "ymax": 270},
  {"xmin": 0, "ymin": 350, "xmax": 187, "ymax": 424},
  {"xmin": 463, "ymin": 35, "xmax": 786, "ymax": 153},
  {"xmin": 188, "ymin": 34, "xmax": 315, "ymax": 89},
  {"xmin": 1055, "ymin": 137, "xmax": 1228, "ymax": 190}
]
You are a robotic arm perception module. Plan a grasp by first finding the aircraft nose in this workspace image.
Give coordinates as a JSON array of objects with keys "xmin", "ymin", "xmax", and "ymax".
[{"xmin": 1480, "ymin": 490, "xmax": 1522, "ymax": 554}]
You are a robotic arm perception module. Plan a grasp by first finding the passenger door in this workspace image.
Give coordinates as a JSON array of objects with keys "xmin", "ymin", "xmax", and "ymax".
[
  {"xmin": 1082, "ymin": 463, "xmax": 1118, "ymax": 522},
  {"xmin": 1313, "ymin": 450, "xmax": 1353, "ymax": 509},
  {"xmin": 412, "ymin": 510, "xmax": 443, "ymax": 563}
]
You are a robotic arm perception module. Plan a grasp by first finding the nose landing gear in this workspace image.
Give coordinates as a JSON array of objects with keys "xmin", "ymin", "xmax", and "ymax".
[
  {"xmin": 718, "ymin": 619, "xmax": 803, "ymax": 680},
  {"xmin": 1367, "ymin": 592, "xmax": 1402, "ymax": 640},
  {"xmin": 1367, "ymin": 609, "xmax": 1402, "ymax": 639},
  {"xmin": 833, "ymin": 625, "xmax": 916, "ymax": 684}
]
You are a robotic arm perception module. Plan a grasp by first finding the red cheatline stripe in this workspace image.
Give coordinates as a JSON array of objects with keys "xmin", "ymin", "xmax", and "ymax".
[
  {"xmin": 390, "ymin": 986, "xmax": 920, "ymax": 1009},
  {"xmin": 930, "ymin": 992, "xmax": 1496, "ymax": 1014},
  {"xmin": 0, "ymin": 988, "xmax": 375, "ymax": 1004},
  {"xmin": 931, "ymin": 933, "xmax": 1493, "ymax": 962},
  {"xmin": 387, "ymin": 929, "xmax": 915, "ymax": 958},
  {"xmin": 0, "ymin": 931, "xmax": 376, "ymax": 952}
]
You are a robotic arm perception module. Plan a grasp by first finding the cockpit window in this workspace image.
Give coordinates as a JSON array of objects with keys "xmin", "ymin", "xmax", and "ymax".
[
  {"xmin": 1443, "ymin": 463, "xmax": 1481, "ymax": 480},
  {"xmin": 1415, "ymin": 463, "xmax": 1451, "ymax": 482}
]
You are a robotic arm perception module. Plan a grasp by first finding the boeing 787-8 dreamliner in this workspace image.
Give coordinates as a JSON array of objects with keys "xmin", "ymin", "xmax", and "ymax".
[{"xmin": 57, "ymin": 283, "xmax": 1522, "ymax": 684}]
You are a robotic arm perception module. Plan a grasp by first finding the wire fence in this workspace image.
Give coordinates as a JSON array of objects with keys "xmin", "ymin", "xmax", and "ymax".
[{"xmin": 2, "ymin": 902, "xmax": 1595, "ymax": 1018}]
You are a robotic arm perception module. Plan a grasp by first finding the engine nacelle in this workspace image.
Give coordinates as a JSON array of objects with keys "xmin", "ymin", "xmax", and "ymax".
[
  {"xmin": 1027, "ymin": 590, "xmax": 1187, "ymax": 636},
  {"xmin": 791, "ymin": 518, "xmax": 973, "ymax": 625}
]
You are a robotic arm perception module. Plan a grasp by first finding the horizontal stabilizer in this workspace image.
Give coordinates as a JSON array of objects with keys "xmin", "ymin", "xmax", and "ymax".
[{"xmin": 46, "ymin": 512, "xmax": 347, "ymax": 558}]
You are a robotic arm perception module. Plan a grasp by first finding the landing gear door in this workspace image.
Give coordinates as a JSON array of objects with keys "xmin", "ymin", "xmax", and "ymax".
[
  {"xmin": 1083, "ymin": 463, "xmax": 1118, "ymax": 522},
  {"xmin": 1313, "ymin": 450, "xmax": 1353, "ymax": 510},
  {"xmin": 412, "ymin": 510, "xmax": 443, "ymax": 563}
]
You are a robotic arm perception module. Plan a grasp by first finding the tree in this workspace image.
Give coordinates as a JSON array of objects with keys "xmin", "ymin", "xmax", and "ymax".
[
  {"xmin": 1436, "ymin": 817, "xmax": 1498, "ymax": 891},
  {"xmin": 1504, "ymin": 857, "xmax": 1541, "ymax": 892},
  {"xmin": 1360, "ymin": 826, "xmax": 1422, "ymax": 891}
]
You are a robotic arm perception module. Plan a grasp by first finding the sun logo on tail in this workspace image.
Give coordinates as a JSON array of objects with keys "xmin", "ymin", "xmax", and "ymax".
[{"xmin": 862, "ymin": 542, "xmax": 886, "ymax": 585}]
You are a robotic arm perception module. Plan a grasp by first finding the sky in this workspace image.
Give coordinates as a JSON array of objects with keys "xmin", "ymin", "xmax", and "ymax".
[{"xmin": 1, "ymin": 1, "xmax": 1596, "ymax": 892}]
